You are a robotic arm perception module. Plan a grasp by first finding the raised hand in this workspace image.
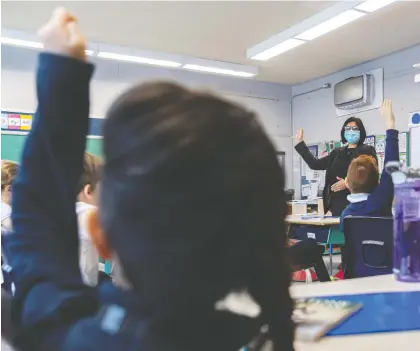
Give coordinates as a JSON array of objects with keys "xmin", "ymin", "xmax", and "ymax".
[
  {"xmin": 380, "ymin": 99, "xmax": 396, "ymax": 130},
  {"xmin": 38, "ymin": 7, "xmax": 87, "ymax": 61},
  {"xmin": 296, "ymin": 128, "xmax": 304, "ymax": 143}
]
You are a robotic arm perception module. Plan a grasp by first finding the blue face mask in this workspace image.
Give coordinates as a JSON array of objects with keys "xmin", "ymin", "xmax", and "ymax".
[{"xmin": 344, "ymin": 130, "xmax": 360, "ymax": 144}]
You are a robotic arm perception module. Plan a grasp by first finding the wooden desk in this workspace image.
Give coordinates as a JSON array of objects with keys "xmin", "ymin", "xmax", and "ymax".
[
  {"xmin": 292, "ymin": 275, "xmax": 420, "ymax": 351},
  {"xmin": 286, "ymin": 215, "xmax": 340, "ymax": 226}
]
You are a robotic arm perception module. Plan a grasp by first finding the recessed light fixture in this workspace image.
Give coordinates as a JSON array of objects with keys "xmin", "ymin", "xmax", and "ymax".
[
  {"xmin": 355, "ymin": 0, "xmax": 399, "ymax": 13},
  {"xmin": 295, "ymin": 10, "xmax": 365, "ymax": 41},
  {"xmin": 415, "ymin": 74, "xmax": 420, "ymax": 83},
  {"xmin": 97, "ymin": 52, "xmax": 181, "ymax": 68},
  {"xmin": 183, "ymin": 64, "xmax": 255, "ymax": 77},
  {"xmin": 251, "ymin": 39, "xmax": 305, "ymax": 61},
  {"xmin": 414, "ymin": 63, "xmax": 420, "ymax": 69},
  {"xmin": 1, "ymin": 37, "xmax": 43, "ymax": 49}
]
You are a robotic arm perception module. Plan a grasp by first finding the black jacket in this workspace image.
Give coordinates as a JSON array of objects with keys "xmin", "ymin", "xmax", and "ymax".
[{"xmin": 295, "ymin": 141, "xmax": 377, "ymax": 215}]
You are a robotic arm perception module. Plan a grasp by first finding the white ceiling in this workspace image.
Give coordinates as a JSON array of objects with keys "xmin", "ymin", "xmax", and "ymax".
[{"xmin": 2, "ymin": 1, "xmax": 420, "ymax": 84}]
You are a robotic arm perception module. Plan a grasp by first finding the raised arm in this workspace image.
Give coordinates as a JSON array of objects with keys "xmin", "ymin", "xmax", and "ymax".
[
  {"xmin": 366, "ymin": 100, "xmax": 399, "ymax": 211},
  {"xmin": 294, "ymin": 129, "xmax": 332, "ymax": 170},
  {"xmin": 9, "ymin": 9, "xmax": 94, "ymax": 292}
]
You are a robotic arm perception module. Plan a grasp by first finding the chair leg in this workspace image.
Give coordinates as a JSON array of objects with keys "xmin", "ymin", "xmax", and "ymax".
[{"xmin": 329, "ymin": 243, "xmax": 333, "ymax": 276}]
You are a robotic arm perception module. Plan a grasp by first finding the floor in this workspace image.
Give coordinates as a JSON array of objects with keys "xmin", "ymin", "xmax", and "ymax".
[{"xmin": 293, "ymin": 254, "xmax": 342, "ymax": 284}]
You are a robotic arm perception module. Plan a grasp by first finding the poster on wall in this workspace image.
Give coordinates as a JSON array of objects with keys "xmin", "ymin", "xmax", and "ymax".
[
  {"xmin": 1, "ymin": 112, "xmax": 33, "ymax": 132},
  {"xmin": 364, "ymin": 135, "xmax": 375, "ymax": 148},
  {"xmin": 375, "ymin": 135, "xmax": 386, "ymax": 173},
  {"xmin": 399, "ymin": 132, "xmax": 407, "ymax": 153},
  {"xmin": 373, "ymin": 132, "xmax": 410, "ymax": 171},
  {"xmin": 1, "ymin": 110, "xmax": 103, "ymax": 137},
  {"xmin": 303, "ymin": 145, "xmax": 318, "ymax": 180},
  {"xmin": 375, "ymin": 135, "xmax": 386, "ymax": 154}
]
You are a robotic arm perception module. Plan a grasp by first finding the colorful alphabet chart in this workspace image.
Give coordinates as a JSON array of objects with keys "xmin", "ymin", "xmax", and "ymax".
[
  {"xmin": 1, "ymin": 112, "xmax": 33, "ymax": 132},
  {"xmin": 1, "ymin": 110, "xmax": 103, "ymax": 137}
]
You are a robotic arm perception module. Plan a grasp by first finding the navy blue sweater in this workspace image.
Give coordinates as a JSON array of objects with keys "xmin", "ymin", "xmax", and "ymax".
[
  {"xmin": 7, "ymin": 54, "xmax": 261, "ymax": 351},
  {"xmin": 340, "ymin": 129, "xmax": 399, "ymax": 231}
]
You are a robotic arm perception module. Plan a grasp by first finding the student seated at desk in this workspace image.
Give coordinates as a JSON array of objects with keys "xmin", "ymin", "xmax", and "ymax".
[
  {"xmin": 1, "ymin": 161, "xmax": 19, "ymax": 293},
  {"xmin": 1, "ymin": 161, "xmax": 19, "ymax": 232},
  {"xmin": 7, "ymin": 9, "xmax": 294, "ymax": 351},
  {"xmin": 340, "ymin": 99, "xmax": 398, "ymax": 230},
  {"xmin": 76, "ymin": 152, "xmax": 102, "ymax": 286}
]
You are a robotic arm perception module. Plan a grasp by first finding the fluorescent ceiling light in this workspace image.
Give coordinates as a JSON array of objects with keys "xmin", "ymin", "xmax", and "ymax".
[
  {"xmin": 355, "ymin": 0, "xmax": 398, "ymax": 13},
  {"xmin": 2, "ymin": 37, "xmax": 94, "ymax": 56},
  {"xmin": 414, "ymin": 63, "xmax": 420, "ymax": 69},
  {"xmin": 183, "ymin": 64, "xmax": 255, "ymax": 77},
  {"xmin": 97, "ymin": 52, "xmax": 181, "ymax": 67},
  {"xmin": 251, "ymin": 39, "xmax": 305, "ymax": 61},
  {"xmin": 295, "ymin": 10, "xmax": 365, "ymax": 41},
  {"xmin": 415, "ymin": 74, "xmax": 420, "ymax": 83},
  {"xmin": 1, "ymin": 37, "xmax": 42, "ymax": 49}
]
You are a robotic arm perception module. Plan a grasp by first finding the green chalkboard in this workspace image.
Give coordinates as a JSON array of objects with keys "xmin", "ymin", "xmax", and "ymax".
[{"xmin": 1, "ymin": 133, "xmax": 102, "ymax": 162}]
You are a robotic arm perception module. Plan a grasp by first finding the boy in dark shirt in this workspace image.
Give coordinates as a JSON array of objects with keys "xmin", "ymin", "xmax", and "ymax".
[
  {"xmin": 340, "ymin": 99, "xmax": 399, "ymax": 230},
  {"xmin": 7, "ymin": 9, "xmax": 294, "ymax": 351}
]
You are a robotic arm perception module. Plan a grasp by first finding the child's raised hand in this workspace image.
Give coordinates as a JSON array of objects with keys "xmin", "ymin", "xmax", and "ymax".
[
  {"xmin": 38, "ymin": 7, "xmax": 87, "ymax": 61},
  {"xmin": 380, "ymin": 99, "xmax": 396, "ymax": 130}
]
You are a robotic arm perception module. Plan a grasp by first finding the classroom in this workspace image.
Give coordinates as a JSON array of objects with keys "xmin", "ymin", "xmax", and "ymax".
[{"xmin": 1, "ymin": 1, "xmax": 420, "ymax": 351}]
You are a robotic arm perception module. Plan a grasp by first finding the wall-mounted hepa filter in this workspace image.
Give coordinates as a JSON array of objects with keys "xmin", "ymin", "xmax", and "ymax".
[
  {"xmin": 334, "ymin": 73, "xmax": 373, "ymax": 110},
  {"xmin": 335, "ymin": 68, "xmax": 383, "ymax": 118}
]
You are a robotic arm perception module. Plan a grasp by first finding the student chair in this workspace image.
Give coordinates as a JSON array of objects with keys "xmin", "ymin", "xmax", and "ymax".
[
  {"xmin": 342, "ymin": 216, "xmax": 393, "ymax": 279},
  {"xmin": 324, "ymin": 226, "xmax": 345, "ymax": 275}
]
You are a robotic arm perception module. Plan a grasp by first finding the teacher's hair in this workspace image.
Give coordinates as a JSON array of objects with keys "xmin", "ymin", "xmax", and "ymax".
[{"xmin": 340, "ymin": 117, "xmax": 367, "ymax": 145}]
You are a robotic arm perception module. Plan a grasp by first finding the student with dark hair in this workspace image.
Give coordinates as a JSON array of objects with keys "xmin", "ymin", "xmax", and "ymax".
[
  {"xmin": 77, "ymin": 152, "xmax": 102, "ymax": 286},
  {"xmin": 295, "ymin": 116, "xmax": 377, "ymax": 216},
  {"xmin": 341, "ymin": 99, "xmax": 398, "ymax": 229},
  {"xmin": 8, "ymin": 9, "xmax": 294, "ymax": 351}
]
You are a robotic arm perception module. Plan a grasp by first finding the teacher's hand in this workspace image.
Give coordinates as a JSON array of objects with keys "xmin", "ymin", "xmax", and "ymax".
[
  {"xmin": 331, "ymin": 177, "xmax": 347, "ymax": 192},
  {"xmin": 296, "ymin": 128, "xmax": 304, "ymax": 143}
]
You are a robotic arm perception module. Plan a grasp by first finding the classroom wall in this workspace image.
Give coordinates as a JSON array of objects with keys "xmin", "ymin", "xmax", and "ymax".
[
  {"xmin": 291, "ymin": 44, "xmax": 420, "ymax": 196},
  {"xmin": 1, "ymin": 46, "xmax": 294, "ymax": 187}
]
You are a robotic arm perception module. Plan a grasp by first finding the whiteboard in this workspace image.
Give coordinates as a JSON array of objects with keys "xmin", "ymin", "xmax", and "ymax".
[{"xmin": 410, "ymin": 126, "xmax": 420, "ymax": 169}]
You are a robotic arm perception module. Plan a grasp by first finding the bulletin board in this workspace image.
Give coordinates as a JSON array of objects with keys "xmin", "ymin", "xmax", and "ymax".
[
  {"xmin": 300, "ymin": 141, "xmax": 341, "ymax": 199},
  {"xmin": 1, "ymin": 134, "xmax": 102, "ymax": 162},
  {"xmin": 374, "ymin": 132, "xmax": 410, "ymax": 173},
  {"xmin": 1, "ymin": 110, "xmax": 103, "ymax": 162}
]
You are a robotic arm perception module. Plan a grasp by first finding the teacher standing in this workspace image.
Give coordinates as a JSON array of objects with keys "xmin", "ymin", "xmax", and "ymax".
[{"xmin": 295, "ymin": 117, "xmax": 377, "ymax": 216}]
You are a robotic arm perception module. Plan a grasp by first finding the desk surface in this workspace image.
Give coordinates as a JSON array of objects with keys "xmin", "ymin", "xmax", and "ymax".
[
  {"xmin": 292, "ymin": 275, "xmax": 420, "ymax": 351},
  {"xmin": 286, "ymin": 215, "xmax": 340, "ymax": 226}
]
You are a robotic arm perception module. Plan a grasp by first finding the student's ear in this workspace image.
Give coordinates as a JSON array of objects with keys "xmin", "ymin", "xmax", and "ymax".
[
  {"xmin": 3, "ymin": 185, "xmax": 12, "ymax": 203},
  {"xmin": 345, "ymin": 177, "xmax": 349, "ymax": 189},
  {"xmin": 83, "ymin": 184, "xmax": 92, "ymax": 199},
  {"xmin": 86, "ymin": 208, "xmax": 112, "ymax": 260}
]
